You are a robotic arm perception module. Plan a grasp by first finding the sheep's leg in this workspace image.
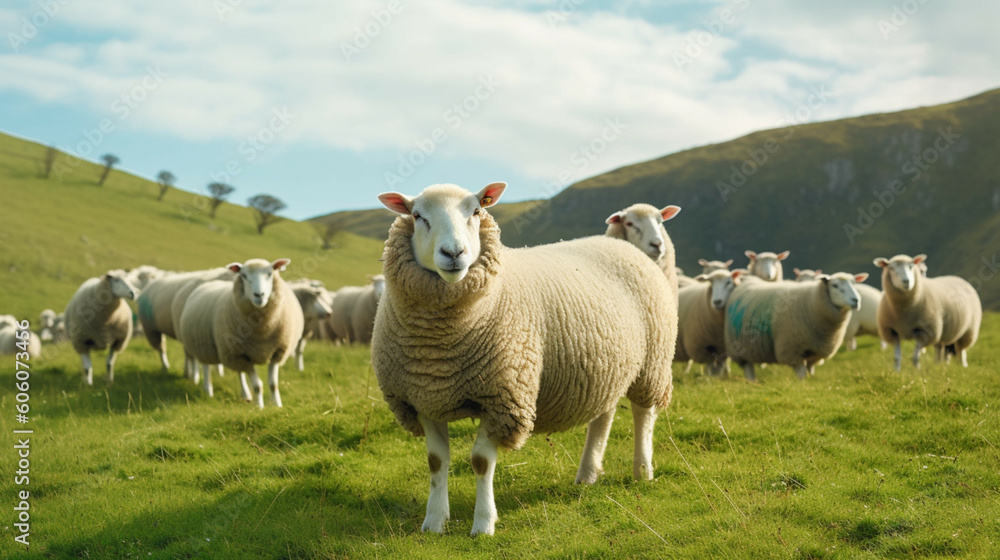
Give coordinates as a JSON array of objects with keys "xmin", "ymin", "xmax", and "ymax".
[
  {"xmin": 632, "ymin": 403, "xmax": 657, "ymax": 481},
  {"xmin": 470, "ymin": 423, "xmax": 498, "ymax": 536},
  {"xmin": 419, "ymin": 416, "xmax": 450, "ymax": 533},
  {"xmin": 267, "ymin": 362, "xmax": 282, "ymax": 408},
  {"xmin": 961, "ymin": 349, "xmax": 968, "ymax": 368},
  {"xmin": 893, "ymin": 340, "xmax": 902, "ymax": 371},
  {"xmin": 808, "ymin": 364, "xmax": 816, "ymax": 376},
  {"xmin": 189, "ymin": 356, "xmax": 201, "ymax": 385},
  {"xmin": 575, "ymin": 408, "xmax": 615, "ymax": 485},
  {"xmin": 247, "ymin": 366, "xmax": 265, "ymax": 409},
  {"xmin": 295, "ymin": 338, "xmax": 306, "ymax": 372},
  {"xmin": 158, "ymin": 343, "xmax": 169, "ymax": 370},
  {"xmin": 217, "ymin": 364, "xmax": 225, "ymax": 377},
  {"xmin": 106, "ymin": 349, "xmax": 119, "ymax": 385},
  {"xmin": 743, "ymin": 363, "xmax": 756, "ymax": 382},
  {"xmin": 80, "ymin": 352, "xmax": 93, "ymax": 386},
  {"xmin": 880, "ymin": 340, "xmax": 888, "ymax": 351},
  {"xmin": 682, "ymin": 360, "xmax": 693, "ymax": 374},
  {"xmin": 238, "ymin": 372, "xmax": 253, "ymax": 402},
  {"xmin": 912, "ymin": 342, "xmax": 923, "ymax": 369},
  {"xmin": 849, "ymin": 337, "xmax": 857, "ymax": 351},
  {"xmin": 793, "ymin": 363, "xmax": 808, "ymax": 380},
  {"xmin": 202, "ymin": 363, "xmax": 214, "ymax": 397}
]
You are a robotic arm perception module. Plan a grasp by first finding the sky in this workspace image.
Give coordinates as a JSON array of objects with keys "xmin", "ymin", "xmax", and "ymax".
[{"xmin": 2, "ymin": 0, "xmax": 998, "ymax": 220}]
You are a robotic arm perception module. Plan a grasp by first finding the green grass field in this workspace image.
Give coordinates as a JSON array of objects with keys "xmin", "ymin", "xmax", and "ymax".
[{"xmin": 1, "ymin": 317, "xmax": 998, "ymax": 559}]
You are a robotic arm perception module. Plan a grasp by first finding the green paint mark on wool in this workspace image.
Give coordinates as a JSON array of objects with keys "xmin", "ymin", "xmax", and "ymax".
[
  {"xmin": 728, "ymin": 294, "xmax": 774, "ymax": 340},
  {"xmin": 137, "ymin": 293, "xmax": 154, "ymax": 322},
  {"xmin": 728, "ymin": 299, "xmax": 748, "ymax": 338}
]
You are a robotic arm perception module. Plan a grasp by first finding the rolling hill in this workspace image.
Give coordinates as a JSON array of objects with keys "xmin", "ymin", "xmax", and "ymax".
[
  {"xmin": 0, "ymin": 132, "xmax": 386, "ymax": 319},
  {"xmin": 321, "ymin": 88, "xmax": 1000, "ymax": 309}
]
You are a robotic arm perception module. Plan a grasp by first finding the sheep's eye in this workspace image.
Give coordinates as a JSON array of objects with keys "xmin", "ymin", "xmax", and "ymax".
[
  {"xmin": 626, "ymin": 221, "xmax": 633, "ymax": 227},
  {"xmin": 473, "ymin": 208, "xmax": 481, "ymax": 216}
]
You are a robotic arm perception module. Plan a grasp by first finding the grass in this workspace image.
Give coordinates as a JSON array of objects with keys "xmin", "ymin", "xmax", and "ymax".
[{"xmin": 1, "ymin": 316, "xmax": 998, "ymax": 559}]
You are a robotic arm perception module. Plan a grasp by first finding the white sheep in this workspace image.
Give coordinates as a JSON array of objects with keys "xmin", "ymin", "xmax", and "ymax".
[
  {"xmin": 698, "ymin": 259, "xmax": 733, "ymax": 274},
  {"xmin": 372, "ymin": 183, "xmax": 676, "ymax": 536},
  {"xmin": 289, "ymin": 281, "xmax": 334, "ymax": 371},
  {"xmin": 38, "ymin": 309, "xmax": 57, "ymax": 342},
  {"xmin": 0, "ymin": 320, "xmax": 42, "ymax": 358},
  {"xmin": 349, "ymin": 275, "xmax": 385, "ymax": 344},
  {"xmin": 874, "ymin": 254, "xmax": 981, "ymax": 370},
  {"xmin": 604, "ymin": 203, "xmax": 682, "ymax": 295},
  {"xmin": 178, "ymin": 258, "xmax": 304, "ymax": 406},
  {"xmin": 675, "ymin": 269, "xmax": 744, "ymax": 376},
  {"xmin": 794, "ymin": 269, "xmax": 880, "ymax": 351},
  {"xmin": 324, "ymin": 285, "xmax": 367, "ymax": 344},
  {"xmin": 725, "ymin": 273, "xmax": 864, "ymax": 380},
  {"xmin": 63, "ymin": 270, "xmax": 138, "ymax": 385},
  {"xmin": 792, "ymin": 268, "xmax": 822, "ymax": 282},
  {"xmin": 745, "ymin": 250, "xmax": 790, "ymax": 281}
]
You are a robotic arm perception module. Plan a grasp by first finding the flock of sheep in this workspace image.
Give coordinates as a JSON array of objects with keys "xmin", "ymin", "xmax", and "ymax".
[{"xmin": 1, "ymin": 181, "xmax": 983, "ymax": 537}]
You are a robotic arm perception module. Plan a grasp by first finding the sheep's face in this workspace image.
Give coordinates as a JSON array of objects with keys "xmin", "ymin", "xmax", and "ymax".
[
  {"xmin": 606, "ymin": 204, "xmax": 681, "ymax": 261},
  {"xmin": 698, "ymin": 259, "xmax": 732, "ymax": 275},
  {"xmin": 228, "ymin": 258, "xmax": 290, "ymax": 308},
  {"xmin": 371, "ymin": 275, "xmax": 386, "ymax": 301},
  {"xmin": 104, "ymin": 271, "xmax": 138, "ymax": 300},
  {"xmin": 874, "ymin": 254, "xmax": 925, "ymax": 292},
  {"xmin": 311, "ymin": 288, "xmax": 332, "ymax": 319},
  {"xmin": 745, "ymin": 250, "xmax": 789, "ymax": 282},
  {"xmin": 39, "ymin": 310, "xmax": 56, "ymax": 329},
  {"xmin": 822, "ymin": 273, "xmax": 866, "ymax": 311},
  {"xmin": 378, "ymin": 182, "xmax": 506, "ymax": 283},
  {"xmin": 698, "ymin": 269, "xmax": 742, "ymax": 310}
]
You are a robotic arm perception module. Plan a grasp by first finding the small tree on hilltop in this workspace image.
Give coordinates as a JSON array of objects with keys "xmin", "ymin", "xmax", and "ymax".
[
  {"xmin": 248, "ymin": 194, "xmax": 286, "ymax": 235},
  {"xmin": 98, "ymin": 154, "xmax": 119, "ymax": 186},
  {"xmin": 207, "ymin": 182, "xmax": 235, "ymax": 218},
  {"xmin": 156, "ymin": 171, "xmax": 176, "ymax": 201}
]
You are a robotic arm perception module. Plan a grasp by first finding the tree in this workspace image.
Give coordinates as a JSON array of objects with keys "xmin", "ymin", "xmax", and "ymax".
[
  {"xmin": 97, "ymin": 154, "xmax": 119, "ymax": 186},
  {"xmin": 314, "ymin": 221, "xmax": 341, "ymax": 250},
  {"xmin": 41, "ymin": 146, "xmax": 57, "ymax": 179},
  {"xmin": 248, "ymin": 194, "xmax": 286, "ymax": 235},
  {"xmin": 207, "ymin": 182, "xmax": 235, "ymax": 218},
  {"xmin": 156, "ymin": 171, "xmax": 176, "ymax": 201}
]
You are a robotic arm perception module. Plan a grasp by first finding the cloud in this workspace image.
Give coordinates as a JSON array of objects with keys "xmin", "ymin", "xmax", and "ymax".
[{"xmin": 0, "ymin": 0, "xmax": 997, "ymax": 189}]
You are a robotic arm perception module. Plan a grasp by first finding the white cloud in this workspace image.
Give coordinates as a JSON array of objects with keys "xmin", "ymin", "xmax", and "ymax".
[{"xmin": 0, "ymin": 0, "xmax": 996, "ymax": 186}]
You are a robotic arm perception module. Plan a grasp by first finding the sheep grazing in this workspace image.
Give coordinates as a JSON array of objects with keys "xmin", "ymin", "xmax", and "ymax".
[
  {"xmin": 874, "ymin": 254, "xmax": 981, "ymax": 370},
  {"xmin": 793, "ymin": 268, "xmax": 822, "ymax": 282},
  {"xmin": 725, "ymin": 273, "xmax": 864, "ymax": 380},
  {"xmin": 38, "ymin": 309, "xmax": 57, "ymax": 342},
  {"xmin": 675, "ymin": 269, "xmax": 744, "ymax": 376},
  {"xmin": 604, "ymin": 203, "xmax": 682, "ymax": 295},
  {"xmin": 372, "ymin": 183, "xmax": 676, "ymax": 536},
  {"xmin": 179, "ymin": 258, "xmax": 304, "ymax": 406},
  {"xmin": 745, "ymin": 250, "xmax": 790, "ymax": 281},
  {"xmin": 698, "ymin": 259, "xmax": 733, "ymax": 275},
  {"xmin": 63, "ymin": 270, "xmax": 138, "ymax": 385},
  {"xmin": 0, "ymin": 319, "xmax": 42, "ymax": 358},
  {"xmin": 137, "ymin": 268, "xmax": 233, "ymax": 371},
  {"xmin": 289, "ymin": 281, "xmax": 334, "ymax": 371}
]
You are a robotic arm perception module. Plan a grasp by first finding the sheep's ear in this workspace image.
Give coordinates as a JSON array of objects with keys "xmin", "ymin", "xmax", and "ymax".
[
  {"xmin": 660, "ymin": 205, "xmax": 681, "ymax": 221},
  {"xmin": 873, "ymin": 257, "xmax": 889, "ymax": 268},
  {"xmin": 855, "ymin": 272, "xmax": 869, "ymax": 283},
  {"xmin": 745, "ymin": 250, "xmax": 757, "ymax": 260},
  {"xmin": 698, "ymin": 259, "xmax": 708, "ymax": 266},
  {"xmin": 723, "ymin": 259, "xmax": 733, "ymax": 267},
  {"xmin": 731, "ymin": 269, "xmax": 745, "ymax": 280},
  {"xmin": 476, "ymin": 182, "xmax": 506, "ymax": 208},
  {"xmin": 227, "ymin": 262, "xmax": 243, "ymax": 273},
  {"xmin": 815, "ymin": 269, "xmax": 822, "ymax": 275},
  {"xmin": 793, "ymin": 268, "xmax": 802, "ymax": 275},
  {"xmin": 777, "ymin": 250, "xmax": 790, "ymax": 260},
  {"xmin": 605, "ymin": 212, "xmax": 624, "ymax": 225},
  {"xmin": 271, "ymin": 258, "xmax": 290, "ymax": 271},
  {"xmin": 817, "ymin": 274, "xmax": 830, "ymax": 283},
  {"xmin": 913, "ymin": 254, "xmax": 927, "ymax": 264},
  {"xmin": 377, "ymin": 192, "xmax": 414, "ymax": 215},
  {"xmin": 695, "ymin": 274, "xmax": 709, "ymax": 282}
]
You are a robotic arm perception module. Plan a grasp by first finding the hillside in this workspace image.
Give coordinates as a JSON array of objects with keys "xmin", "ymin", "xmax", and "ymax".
[
  {"xmin": 0, "ymin": 132, "xmax": 386, "ymax": 319},
  {"xmin": 326, "ymin": 88, "xmax": 1000, "ymax": 309}
]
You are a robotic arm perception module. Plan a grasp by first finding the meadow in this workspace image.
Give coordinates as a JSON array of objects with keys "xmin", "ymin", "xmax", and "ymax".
[{"xmin": 1, "ymin": 317, "xmax": 997, "ymax": 559}]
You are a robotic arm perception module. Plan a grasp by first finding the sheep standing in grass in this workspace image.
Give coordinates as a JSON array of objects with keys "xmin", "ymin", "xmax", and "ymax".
[
  {"xmin": 745, "ymin": 250, "xmax": 790, "ymax": 281},
  {"xmin": 604, "ymin": 203, "xmax": 682, "ymax": 295},
  {"xmin": 0, "ymin": 319, "xmax": 42, "ymax": 358},
  {"xmin": 372, "ymin": 183, "xmax": 676, "ymax": 536},
  {"xmin": 179, "ymin": 259, "xmax": 303, "ymax": 406},
  {"xmin": 676, "ymin": 269, "xmax": 744, "ymax": 376},
  {"xmin": 349, "ymin": 275, "xmax": 385, "ymax": 344},
  {"xmin": 874, "ymin": 254, "xmax": 981, "ymax": 370},
  {"xmin": 289, "ymin": 281, "xmax": 334, "ymax": 371},
  {"xmin": 795, "ymin": 269, "xmax": 881, "ymax": 351},
  {"xmin": 63, "ymin": 270, "xmax": 138, "ymax": 385},
  {"xmin": 725, "ymin": 273, "xmax": 864, "ymax": 380}
]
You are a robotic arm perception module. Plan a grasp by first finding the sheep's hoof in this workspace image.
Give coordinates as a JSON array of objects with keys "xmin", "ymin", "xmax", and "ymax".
[
  {"xmin": 421, "ymin": 515, "xmax": 447, "ymax": 534},
  {"xmin": 470, "ymin": 518, "xmax": 496, "ymax": 537}
]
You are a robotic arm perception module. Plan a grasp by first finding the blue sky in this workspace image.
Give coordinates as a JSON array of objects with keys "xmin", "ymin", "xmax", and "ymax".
[{"xmin": 2, "ymin": 0, "xmax": 998, "ymax": 219}]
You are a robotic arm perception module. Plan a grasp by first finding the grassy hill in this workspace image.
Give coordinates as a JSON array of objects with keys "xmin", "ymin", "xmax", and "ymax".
[
  {"xmin": 324, "ymin": 88, "xmax": 1000, "ymax": 309},
  {"xmin": 0, "ymin": 132, "xmax": 386, "ymax": 319}
]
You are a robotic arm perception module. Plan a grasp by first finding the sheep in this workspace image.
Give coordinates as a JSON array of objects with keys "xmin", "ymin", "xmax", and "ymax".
[
  {"xmin": 604, "ymin": 203, "xmax": 682, "ymax": 295},
  {"xmin": 0, "ymin": 320, "xmax": 42, "ymax": 358},
  {"xmin": 178, "ymin": 258, "xmax": 304, "ymax": 406},
  {"xmin": 289, "ymin": 281, "xmax": 334, "ymax": 371},
  {"xmin": 38, "ymin": 309, "xmax": 57, "ymax": 342},
  {"xmin": 793, "ymin": 268, "xmax": 822, "ymax": 282},
  {"xmin": 50, "ymin": 313, "xmax": 68, "ymax": 343},
  {"xmin": 372, "ymin": 182, "xmax": 676, "ymax": 536},
  {"xmin": 675, "ymin": 269, "xmax": 744, "ymax": 376},
  {"xmin": 170, "ymin": 271, "xmax": 238, "ymax": 381},
  {"xmin": 127, "ymin": 265, "xmax": 166, "ymax": 291},
  {"xmin": 676, "ymin": 268, "xmax": 697, "ymax": 288},
  {"xmin": 725, "ymin": 272, "xmax": 864, "ymax": 381},
  {"xmin": 874, "ymin": 254, "xmax": 981, "ymax": 371},
  {"xmin": 698, "ymin": 259, "xmax": 733, "ymax": 274},
  {"xmin": 745, "ymin": 250, "xmax": 790, "ymax": 281},
  {"xmin": 349, "ymin": 275, "xmax": 385, "ymax": 344},
  {"xmin": 325, "ymin": 285, "xmax": 367, "ymax": 343},
  {"xmin": 137, "ymin": 268, "xmax": 233, "ymax": 371},
  {"xmin": 63, "ymin": 270, "xmax": 138, "ymax": 385}
]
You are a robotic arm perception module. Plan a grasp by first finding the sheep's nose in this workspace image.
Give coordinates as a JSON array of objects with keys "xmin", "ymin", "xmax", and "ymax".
[
  {"xmin": 713, "ymin": 299, "xmax": 723, "ymax": 307},
  {"xmin": 440, "ymin": 246, "xmax": 465, "ymax": 260},
  {"xmin": 253, "ymin": 292, "xmax": 264, "ymax": 299}
]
